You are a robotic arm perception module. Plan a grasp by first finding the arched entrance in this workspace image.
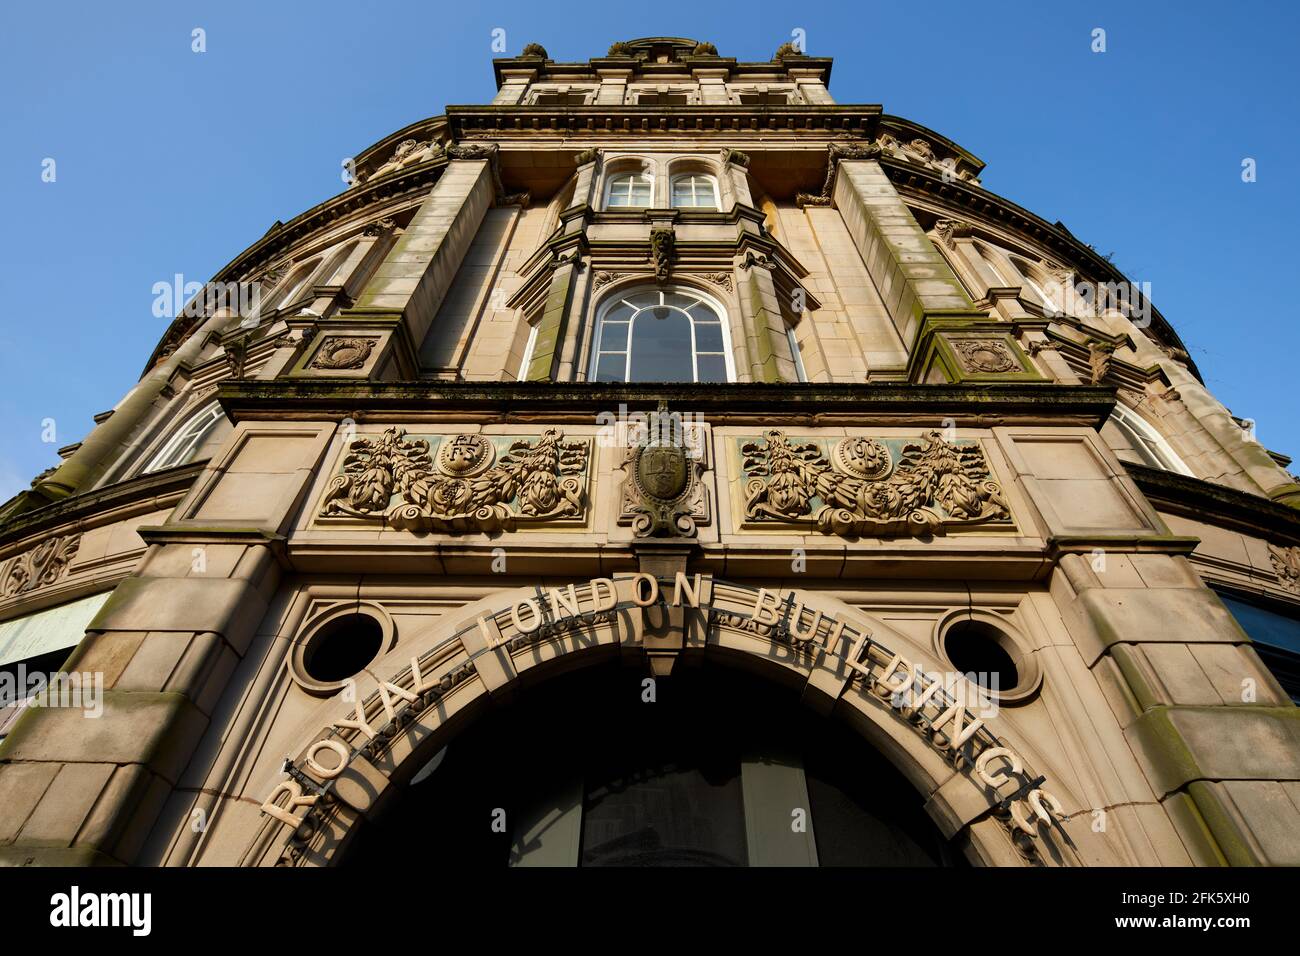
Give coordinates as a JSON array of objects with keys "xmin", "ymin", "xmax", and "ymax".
[
  {"xmin": 245, "ymin": 576, "xmax": 1075, "ymax": 867},
  {"xmin": 343, "ymin": 660, "xmax": 967, "ymax": 867}
]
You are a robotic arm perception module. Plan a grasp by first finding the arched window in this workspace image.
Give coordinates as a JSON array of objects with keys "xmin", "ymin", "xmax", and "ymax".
[
  {"xmin": 590, "ymin": 288, "xmax": 734, "ymax": 383},
  {"xmin": 1107, "ymin": 404, "xmax": 1193, "ymax": 476},
  {"xmin": 671, "ymin": 173, "xmax": 719, "ymax": 210},
  {"xmin": 142, "ymin": 401, "xmax": 230, "ymax": 474},
  {"xmin": 604, "ymin": 172, "xmax": 654, "ymax": 209}
]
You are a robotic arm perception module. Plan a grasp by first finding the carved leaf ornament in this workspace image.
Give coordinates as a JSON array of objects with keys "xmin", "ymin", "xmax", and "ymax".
[
  {"xmin": 740, "ymin": 430, "xmax": 1010, "ymax": 536},
  {"xmin": 320, "ymin": 427, "xmax": 590, "ymax": 533}
]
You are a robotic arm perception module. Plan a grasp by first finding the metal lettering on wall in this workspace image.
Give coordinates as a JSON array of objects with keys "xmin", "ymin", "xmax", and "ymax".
[{"xmin": 261, "ymin": 574, "xmax": 1065, "ymax": 865}]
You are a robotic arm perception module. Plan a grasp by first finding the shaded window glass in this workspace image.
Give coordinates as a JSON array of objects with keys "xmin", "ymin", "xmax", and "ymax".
[
  {"xmin": 591, "ymin": 288, "xmax": 733, "ymax": 383},
  {"xmin": 607, "ymin": 174, "xmax": 653, "ymax": 207},
  {"xmin": 630, "ymin": 306, "xmax": 693, "ymax": 381}
]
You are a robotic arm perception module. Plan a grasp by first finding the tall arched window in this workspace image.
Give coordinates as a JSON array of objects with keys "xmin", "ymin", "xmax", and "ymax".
[
  {"xmin": 1106, "ymin": 404, "xmax": 1193, "ymax": 476},
  {"xmin": 671, "ymin": 173, "xmax": 719, "ymax": 210},
  {"xmin": 604, "ymin": 172, "xmax": 654, "ymax": 209},
  {"xmin": 590, "ymin": 288, "xmax": 734, "ymax": 383},
  {"xmin": 142, "ymin": 401, "xmax": 230, "ymax": 474}
]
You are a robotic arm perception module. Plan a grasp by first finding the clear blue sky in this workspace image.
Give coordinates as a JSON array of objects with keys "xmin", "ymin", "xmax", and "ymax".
[{"xmin": 2, "ymin": 1, "xmax": 1297, "ymax": 500}]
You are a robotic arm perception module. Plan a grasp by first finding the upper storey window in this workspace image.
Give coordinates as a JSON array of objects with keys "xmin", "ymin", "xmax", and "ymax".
[
  {"xmin": 671, "ymin": 173, "xmax": 719, "ymax": 210},
  {"xmin": 142, "ymin": 401, "xmax": 230, "ymax": 474},
  {"xmin": 605, "ymin": 172, "xmax": 654, "ymax": 208},
  {"xmin": 732, "ymin": 85, "xmax": 798, "ymax": 105},
  {"xmin": 1107, "ymin": 405, "xmax": 1194, "ymax": 476},
  {"xmin": 628, "ymin": 85, "xmax": 697, "ymax": 106},
  {"xmin": 528, "ymin": 85, "xmax": 596, "ymax": 106},
  {"xmin": 590, "ymin": 288, "xmax": 733, "ymax": 383}
]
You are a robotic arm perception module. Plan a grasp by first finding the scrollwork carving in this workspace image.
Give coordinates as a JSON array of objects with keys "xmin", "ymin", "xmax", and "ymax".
[
  {"xmin": 310, "ymin": 337, "xmax": 377, "ymax": 370},
  {"xmin": 951, "ymin": 338, "xmax": 1019, "ymax": 374},
  {"xmin": 1, "ymin": 533, "xmax": 81, "ymax": 598},
  {"xmin": 738, "ymin": 430, "xmax": 1011, "ymax": 537},
  {"xmin": 320, "ymin": 427, "xmax": 591, "ymax": 534},
  {"xmin": 1270, "ymin": 545, "xmax": 1300, "ymax": 593}
]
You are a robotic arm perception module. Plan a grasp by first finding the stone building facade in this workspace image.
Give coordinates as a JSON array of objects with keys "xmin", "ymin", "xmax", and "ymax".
[{"xmin": 2, "ymin": 37, "xmax": 1299, "ymax": 867}]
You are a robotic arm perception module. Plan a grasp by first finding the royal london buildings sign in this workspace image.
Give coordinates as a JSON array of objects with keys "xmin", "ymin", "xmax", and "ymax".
[{"xmin": 260, "ymin": 573, "xmax": 1066, "ymax": 866}]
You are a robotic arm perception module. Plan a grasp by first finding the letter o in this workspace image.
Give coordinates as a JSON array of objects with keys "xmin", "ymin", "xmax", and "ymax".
[
  {"xmin": 305, "ymin": 738, "xmax": 350, "ymax": 780},
  {"xmin": 511, "ymin": 598, "xmax": 542, "ymax": 633},
  {"xmin": 631, "ymin": 573, "xmax": 659, "ymax": 607}
]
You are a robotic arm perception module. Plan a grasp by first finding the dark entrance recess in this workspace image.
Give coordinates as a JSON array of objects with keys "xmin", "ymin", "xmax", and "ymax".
[{"xmin": 343, "ymin": 661, "xmax": 966, "ymax": 867}]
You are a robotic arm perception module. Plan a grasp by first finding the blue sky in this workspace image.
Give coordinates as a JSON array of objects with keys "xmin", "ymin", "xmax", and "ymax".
[{"xmin": 2, "ymin": 1, "xmax": 1297, "ymax": 500}]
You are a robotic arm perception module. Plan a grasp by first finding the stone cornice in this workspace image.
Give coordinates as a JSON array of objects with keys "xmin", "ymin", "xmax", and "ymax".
[
  {"xmin": 216, "ymin": 380, "xmax": 1117, "ymax": 427},
  {"xmin": 0, "ymin": 462, "xmax": 205, "ymax": 548},
  {"xmin": 446, "ymin": 104, "xmax": 881, "ymax": 139},
  {"xmin": 490, "ymin": 54, "xmax": 836, "ymax": 89},
  {"xmin": 1124, "ymin": 462, "xmax": 1300, "ymax": 544}
]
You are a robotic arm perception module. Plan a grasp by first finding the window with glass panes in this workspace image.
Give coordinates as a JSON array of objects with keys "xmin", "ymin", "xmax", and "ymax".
[
  {"xmin": 605, "ymin": 173, "xmax": 653, "ymax": 208},
  {"xmin": 591, "ymin": 289, "xmax": 731, "ymax": 383},
  {"xmin": 671, "ymin": 174, "xmax": 718, "ymax": 209}
]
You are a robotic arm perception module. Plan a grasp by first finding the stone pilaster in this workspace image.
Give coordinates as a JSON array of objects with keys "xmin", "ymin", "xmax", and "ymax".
[
  {"xmin": 0, "ymin": 421, "xmax": 334, "ymax": 865},
  {"xmin": 833, "ymin": 159, "xmax": 974, "ymax": 349},
  {"xmin": 321, "ymin": 157, "xmax": 496, "ymax": 378}
]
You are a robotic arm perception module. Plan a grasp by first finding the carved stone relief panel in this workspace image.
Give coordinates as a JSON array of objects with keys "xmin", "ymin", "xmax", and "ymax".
[
  {"xmin": 618, "ymin": 422, "xmax": 711, "ymax": 538},
  {"xmin": 319, "ymin": 427, "xmax": 592, "ymax": 533},
  {"xmin": 950, "ymin": 338, "xmax": 1020, "ymax": 374},
  {"xmin": 732, "ymin": 430, "xmax": 1013, "ymax": 537},
  {"xmin": 0, "ymin": 533, "xmax": 81, "ymax": 598}
]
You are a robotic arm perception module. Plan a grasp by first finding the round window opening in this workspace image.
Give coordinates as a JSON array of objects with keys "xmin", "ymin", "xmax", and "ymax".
[
  {"xmin": 302, "ymin": 614, "xmax": 383, "ymax": 684},
  {"xmin": 942, "ymin": 619, "xmax": 1021, "ymax": 695}
]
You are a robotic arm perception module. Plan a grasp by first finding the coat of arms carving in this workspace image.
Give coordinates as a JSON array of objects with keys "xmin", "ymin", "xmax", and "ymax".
[
  {"xmin": 619, "ymin": 415, "xmax": 710, "ymax": 537},
  {"xmin": 737, "ymin": 430, "xmax": 1011, "ymax": 537},
  {"xmin": 320, "ymin": 426, "xmax": 591, "ymax": 533}
]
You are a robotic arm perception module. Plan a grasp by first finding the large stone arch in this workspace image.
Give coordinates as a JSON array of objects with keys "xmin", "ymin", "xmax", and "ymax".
[{"xmin": 241, "ymin": 575, "xmax": 1080, "ymax": 867}]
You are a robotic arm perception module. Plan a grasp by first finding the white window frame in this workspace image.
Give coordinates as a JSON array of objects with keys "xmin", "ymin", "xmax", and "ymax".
[
  {"xmin": 516, "ymin": 323, "xmax": 539, "ymax": 381},
  {"xmin": 603, "ymin": 171, "xmax": 655, "ymax": 209},
  {"xmin": 1110, "ymin": 404, "xmax": 1194, "ymax": 476},
  {"xmin": 588, "ymin": 286, "xmax": 736, "ymax": 383},
  {"xmin": 670, "ymin": 173, "xmax": 720, "ymax": 210},
  {"xmin": 786, "ymin": 326, "xmax": 808, "ymax": 383},
  {"xmin": 142, "ymin": 401, "xmax": 226, "ymax": 474}
]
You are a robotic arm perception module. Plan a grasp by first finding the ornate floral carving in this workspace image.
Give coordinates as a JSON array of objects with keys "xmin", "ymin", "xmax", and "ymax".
[
  {"xmin": 703, "ymin": 272, "xmax": 734, "ymax": 292},
  {"xmin": 310, "ymin": 337, "xmax": 377, "ymax": 371},
  {"xmin": 359, "ymin": 139, "xmax": 445, "ymax": 185},
  {"xmin": 951, "ymin": 338, "xmax": 1019, "ymax": 374},
  {"xmin": 320, "ymin": 427, "xmax": 591, "ymax": 534},
  {"xmin": 1, "ymin": 533, "xmax": 81, "ymax": 598},
  {"xmin": 650, "ymin": 228, "xmax": 675, "ymax": 284},
  {"xmin": 738, "ymin": 430, "xmax": 1011, "ymax": 537},
  {"xmin": 795, "ymin": 142, "xmax": 883, "ymax": 207},
  {"xmin": 361, "ymin": 217, "xmax": 396, "ymax": 238},
  {"xmin": 592, "ymin": 271, "xmax": 627, "ymax": 292},
  {"xmin": 1270, "ymin": 545, "xmax": 1300, "ymax": 593},
  {"xmin": 448, "ymin": 143, "xmax": 498, "ymax": 161},
  {"xmin": 934, "ymin": 219, "xmax": 973, "ymax": 249}
]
